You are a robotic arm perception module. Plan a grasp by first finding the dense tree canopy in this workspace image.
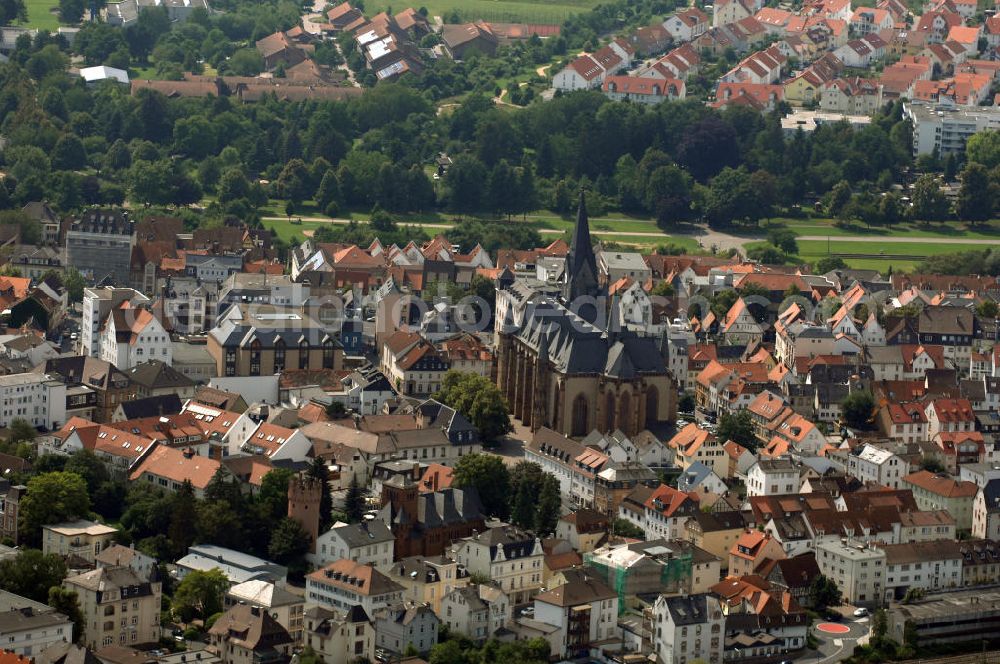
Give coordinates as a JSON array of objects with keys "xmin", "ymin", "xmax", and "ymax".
[
  {"xmin": 437, "ymin": 371, "xmax": 513, "ymax": 442},
  {"xmin": 451, "ymin": 453, "xmax": 512, "ymax": 521}
]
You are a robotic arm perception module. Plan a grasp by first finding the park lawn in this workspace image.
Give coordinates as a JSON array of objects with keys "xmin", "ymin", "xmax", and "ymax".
[
  {"xmin": 262, "ymin": 219, "xmax": 331, "ymax": 244},
  {"xmin": 366, "ymin": 0, "xmax": 596, "ymax": 23},
  {"xmin": 796, "ymin": 238, "xmax": 990, "ymax": 258},
  {"xmin": 766, "ymin": 217, "xmax": 1000, "ymax": 240},
  {"xmin": 22, "ymin": 0, "xmax": 60, "ymax": 30}
]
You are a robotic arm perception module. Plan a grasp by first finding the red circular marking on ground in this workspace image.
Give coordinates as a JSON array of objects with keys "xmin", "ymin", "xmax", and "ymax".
[{"xmin": 817, "ymin": 623, "xmax": 851, "ymax": 634}]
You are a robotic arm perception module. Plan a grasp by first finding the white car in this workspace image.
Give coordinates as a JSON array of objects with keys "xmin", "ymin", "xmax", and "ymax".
[{"xmin": 853, "ymin": 607, "xmax": 869, "ymax": 617}]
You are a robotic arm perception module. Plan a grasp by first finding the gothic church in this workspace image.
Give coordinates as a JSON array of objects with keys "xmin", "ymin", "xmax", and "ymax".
[{"xmin": 494, "ymin": 193, "xmax": 677, "ymax": 438}]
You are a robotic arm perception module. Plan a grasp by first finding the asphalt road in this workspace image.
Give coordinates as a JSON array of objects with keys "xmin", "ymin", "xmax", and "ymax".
[{"xmin": 800, "ymin": 611, "xmax": 871, "ymax": 664}]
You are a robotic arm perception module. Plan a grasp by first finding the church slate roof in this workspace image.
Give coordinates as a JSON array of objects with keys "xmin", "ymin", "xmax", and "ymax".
[{"xmin": 514, "ymin": 298, "xmax": 667, "ymax": 378}]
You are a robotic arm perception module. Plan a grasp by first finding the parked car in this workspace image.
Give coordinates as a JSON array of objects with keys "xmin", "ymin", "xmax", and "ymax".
[{"xmin": 853, "ymin": 607, "xmax": 869, "ymax": 618}]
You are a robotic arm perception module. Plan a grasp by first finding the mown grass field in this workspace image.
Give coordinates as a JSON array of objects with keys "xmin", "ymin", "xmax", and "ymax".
[
  {"xmin": 259, "ymin": 209, "xmax": 699, "ymax": 251},
  {"xmin": 764, "ymin": 217, "xmax": 1000, "ymax": 240},
  {"xmin": 787, "ymin": 239, "xmax": 991, "ymax": 272},
  {"xmin": 366, "ymin": 0, "xmax": 597, "ymax": 23},
  {"xmin": 23, "ymin": 0, "xmax": 60, "ymax": 31}
]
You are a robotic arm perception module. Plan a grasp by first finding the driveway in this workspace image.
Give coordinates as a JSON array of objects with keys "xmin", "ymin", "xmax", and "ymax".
[{"xmin": 489, "ymin": 421, "xmax": 529, "ymax": 468}]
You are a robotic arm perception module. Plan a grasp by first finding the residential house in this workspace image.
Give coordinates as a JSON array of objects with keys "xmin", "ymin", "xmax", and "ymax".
[
  {"xmin": 551, "ymin": 39, "xmax": 633, "ymax": 90},
  {"xmin": 850, "ymin": 6, "xmax": 893, "ymax": 34},
  {"xmin": 311, "ymin": 520, "xmax": 395, "ymax": 570},
  {"xmin": 440, "ymin": 584, "xmax": 510, "ymax": 644},
  {"xmin": 685, "ymin": 511, "xmax": 747, "ymax": 571},
  {"xmin": 303, "ymin": 605, "xmax": 374, "ymax": 664},
  {"xmin": 450, "ymin": 525, "xmax": 544, "ymax": 604},
  {"xmin": 306, "ymin": 559, "xmax": 405, "ymax": 617},
  {"xmin": 0, "ymin": 591, "xmax": 74, "ymax": 657},
  {"xmin": 42, "ymin": 520, "xmax": 118, "ymax": 565},
  {"xmin": 664, "ymin": 7, "xmax": 710, "ymax": 41},
  {"xmin": 880, "ymin": 539, "xmax": 962, "ymax": 601},
  {"xmin": 652, "ymin": 593, "xmax": 725, "ymax": 664},
  {"xmin": 387, "ymin": 556, "xmax": 468, "ymax": 615},
  {"xmin": 63, "ymin": 566, "xmax": 161, "ymax": 649},
  {"xmin": 666, "ymin": 423, "xmax": 728, "ymax": 477},
  {"xmin": 746, "ymin": 457, "xmax": 799, "ymax": 497},
  {"xmin": 207, "ymin": 604, "xmax": 293, "ymax": 664},
  {"xmin": 373, "ymin": 602, "xmax": 439, "ymax": 656},
  {"xmin": 729, "ymin": 530, "xmax": 786, "ymax": 577},
  {"xmin": 904, "ymin": 470, "xmax": 978, "ymax": 530},
  {"xmin": 847, "ymin": 444, "xmax": 910, "ymax": 489},
  {"xmin": 878, "ymin": 402, "xmax": 929, "ymax": 444},
  {"xmin": 532, "ymin": 571, "xmax": 619, "ymax": 659},
  {"xmin": 128, "ymin": 446, "xmax": 222, "ymax": 499},
  {"xmin": 714, "ymin": 0, "xmax": 754, "ymax": 27},
  {"xmin": 556, "ymin": 509, "xmax": 610, "ymax": 554},
  {"xmin": 641, "ymin": 483, "xmax": 701, "ymax": 540},
  {"xmin": 972, "ymin": 479, "xmax": 1000, "ymax": 539},
  {"xmin": 224, "ymin": 580, "xmax": 305, "ymax": 644},
  {"xmin": 602, "ymin": 75, "xmax": 685, "ymax": 103},
  {"xmin": 814, "ymin": 539, "xmax": 885, "ymax": 606}
]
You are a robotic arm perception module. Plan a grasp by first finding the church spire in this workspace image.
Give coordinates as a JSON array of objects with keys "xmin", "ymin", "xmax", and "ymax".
[{"xmin": 562, "ymin": 189, "xmax": 600, "ymax": 304}]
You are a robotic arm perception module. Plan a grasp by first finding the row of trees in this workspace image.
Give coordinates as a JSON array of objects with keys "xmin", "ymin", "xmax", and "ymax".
[
  {"xmin": 451, "ymin": 455, "xmax": 561, "ymax": 535},
  {"xmin": 0, "ymin": 25, "xmax": 923, "ymax": 236},
  {"xmin": 19, "ymin": 450, "xmax": 335, "ymax": 582}
]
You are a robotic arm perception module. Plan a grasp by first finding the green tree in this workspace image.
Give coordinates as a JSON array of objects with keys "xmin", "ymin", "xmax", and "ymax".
[
  {"xmin": 168, "ymin": 481, "xmax": 198, "ymax": 559},
  {"xmin": 510, "ymin": 462, "xmax": 543, "ymax": 530},
  {"xmin": 767, "ymin": 228, "xmax": 798, "ymax": 254},
  {"xmin": 344, "ymin": 476, "xmax": 365, "ymax": 523},
  {"xmin": 612, "ymin": 518, "xmax": 645, "ymax": 539},
  {"xmin": 324, "ymin": 401, "xmax": 347, "ymax": 419},
  {"xmin": 966, "ymin": 130, "xmax": 1000, "ymax": 169},
  {"xmin": 0, "ymin": 550, "xmax": 67, "ymax": 603},
  {"xmin": 19, "ymin": 472, "xmax": 90, "ymax": 547},
  {"xmin": 195, "ymin": 500, "xmax": 245, "ymax": 550},
  {"xmin": 267, "ymin": 517, "xmax": 311, "ymax": 566},
  {"xmin": 436, "ymin": 371, "xmax": 512, "ymax": 442},
  {"xmin": 977, "ymin": 300, "xmax": 1000, "ymax": 318},
  {"xmin": 8, "ymin": 418, "xmax": 37, "ymax": 443},
  {"xmin": 257, "ymin": 468, "xmax": 296, "ymax": 523},
  {"xmin": 451, "ymin": 453, "xmax": 512, "ymax": 521},
  {"xmin": 227, "ymin": 48, "xmax": 263, "ymax": 76},
  {"xmin": 956, "ymin": 162, "xmax": 994, "ymax": 225},
  {"xmin": 64, "ymin": 449, "xmax": 109, "ymax": 494},
  {"xmin": 534, "ymin": 474, "xmax": 560, "ymax": 535},
  {"xmin": 48, "ymin": 586, "xmax": 84, "ymax": 643},
  {"xmin": 809, "ymin": 574, "xmax": 842, "ymax": 611},
  {"xmin": 717, "ymin": 410, "xmax": 756, "ymax": 450},
  {"xmin": 52, "ymin": 134, "xmax": 87, "ymax": 171},
  {"xmin": 308, "ymin": 458, "xmax": 334, "ymax": 531},
  {"xmin": 217, "ymin": 168, "xmax": 251, "ymax": 204},
  {"xmin": 842, "ymin": 389, "xmax": 876, "ymax": 429},
  {"xmin": 173, "ymin": 115, "xmax": 218, "ymax": 160},
  {"xmin": 0, "ymin": 0, "xmax": 27, "ymax": 24},
  {"xmin": 172, "ymin": 568, "xmax": 229, "ymax": 621},
  {"xmin": 910, "ymin": 174, "xmax": 950, "ymax": 222},
  {"xmin": 826, "ymin": 180, "xmax": 852, "ymax": 217},
  {"xmin": 276, "ymin": 159, "xmax": 312, "ymax": 202},
  {"xmin": 814, "ymin": 256, "xmax": 848, "ymax": 273},
  {"xmin": 445, "ymin": 154, "xmax": 487, "ymax": 217},
  {"xmin": 63, "ymin": 268, "xmax": 85, "ymax": 303}
]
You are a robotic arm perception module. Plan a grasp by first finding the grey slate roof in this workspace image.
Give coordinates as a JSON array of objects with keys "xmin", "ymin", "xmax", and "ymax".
[
  {"xmin": 662, "ymin": 593, "xmax": 712, "ymax": 626},
  {"xmin": 515, "ymin": 297, "xmax": 667, "ymax": 378},
  {"xmin": 118, "ymin": 394, "xmax": 183, "ymax": 419},
  {"xmin": 677, "ymin": 461, "xmax": 716, "ymax": 493},
  {"xmin": 328, "ymin": 519, "xmax": 394, "ymax": 548},
  {"xmin": 982, "ymin": 479, "xmax": 1000, "ymax": 514},
  {"xmin": 127, "ymin": 360, "xmax": 194, "ymax": 390}
]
